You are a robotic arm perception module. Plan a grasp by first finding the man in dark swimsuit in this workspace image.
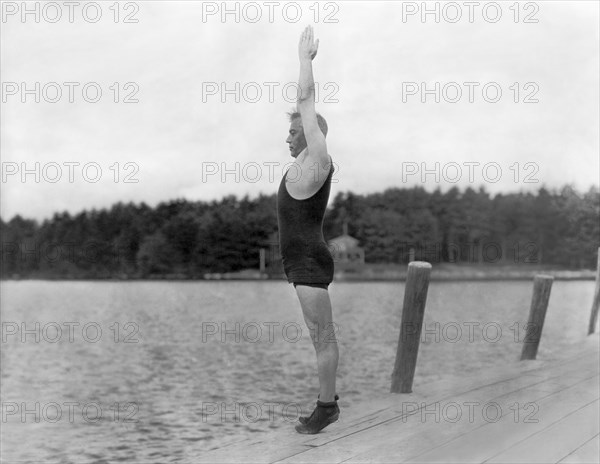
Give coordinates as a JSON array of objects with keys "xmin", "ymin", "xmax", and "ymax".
[{"xmin": 276, "ymin": 26, "xmax": 339, "ymax": 434}]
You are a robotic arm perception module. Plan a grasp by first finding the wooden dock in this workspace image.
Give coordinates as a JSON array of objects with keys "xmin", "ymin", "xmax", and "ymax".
[{"xmin": 198, "ymin": 334, "xmax": 599, "ymax": 464}]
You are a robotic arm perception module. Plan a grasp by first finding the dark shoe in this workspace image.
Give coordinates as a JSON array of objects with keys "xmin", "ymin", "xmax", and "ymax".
[
  {"xmin": 299, "ymin": 394, "xmax": 339, "ymax": 425},
  {"xmin": 295, "ymin": 400, "xmax": 340, "ymax": 434}
]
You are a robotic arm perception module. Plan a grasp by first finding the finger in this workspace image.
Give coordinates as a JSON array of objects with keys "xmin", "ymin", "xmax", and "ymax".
[{"xmin": 314, "ymin": 38, "xmax": 319, "ymax": 51}]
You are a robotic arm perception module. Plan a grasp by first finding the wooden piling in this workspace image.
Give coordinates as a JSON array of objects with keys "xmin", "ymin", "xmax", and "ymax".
[
  {"xmin": 520, "ymin": 274, "xmax": 554, "ymax": 361},
  {"xmin": 259, "ymin": 248, "xmax": 266, "ymax": 274},
  {"xmin": 391, "ymin": 261, "xmax": 432, "ymax": 393},
  {"xmin": 588, "ymin": 249, "xmax": 600, "ymax": 335}
]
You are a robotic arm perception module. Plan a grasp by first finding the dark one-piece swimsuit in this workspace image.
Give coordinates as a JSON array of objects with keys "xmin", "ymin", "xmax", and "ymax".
[{"xmin": 276, "ymin": 157, "xmax": 335, "ymax": 290}]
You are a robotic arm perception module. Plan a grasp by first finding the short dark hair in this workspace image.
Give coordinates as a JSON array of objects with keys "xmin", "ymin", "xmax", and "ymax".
[{"xmin": 287, "ymin": 110, "xmax": 328, "ymax": 137}]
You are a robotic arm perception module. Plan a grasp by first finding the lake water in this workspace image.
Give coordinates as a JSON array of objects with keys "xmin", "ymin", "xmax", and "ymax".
[{"xmin": 1, "ymin": 280, "xmax": 596, "ymax": 462}]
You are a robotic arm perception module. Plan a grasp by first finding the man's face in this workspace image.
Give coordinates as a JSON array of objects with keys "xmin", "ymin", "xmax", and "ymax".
[{"xmin": 286, "ymin": 118, "xmax": 307, "ymax": 158}]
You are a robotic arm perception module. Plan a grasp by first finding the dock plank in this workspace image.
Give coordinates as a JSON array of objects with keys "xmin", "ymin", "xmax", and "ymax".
[
  {"xmin": 488, "ymin": 399, "xmax": 600, "ymax": 463},
  {"xmin": 402, "ymin": 376, "xmax": 599, "ymax": 463},
  {"xmin": 559, "ymin": 434, "xmax": 600, "ymax": 464}
]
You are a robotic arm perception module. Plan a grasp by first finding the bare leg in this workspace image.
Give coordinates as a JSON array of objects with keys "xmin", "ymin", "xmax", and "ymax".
[{"xmin": 295, "ymin": 285, "xmax": 338, "ymax": 403}]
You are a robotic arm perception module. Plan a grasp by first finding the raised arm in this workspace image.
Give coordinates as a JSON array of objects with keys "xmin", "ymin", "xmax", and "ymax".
[{"xmin": 297, "ymin": 26, "xmax": 329, "ymax": 170}]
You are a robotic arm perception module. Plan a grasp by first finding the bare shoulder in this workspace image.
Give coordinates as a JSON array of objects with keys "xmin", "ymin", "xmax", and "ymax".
[{"xmin": 285, "ymin": 154, "xmax": 333, "ymax": 200}]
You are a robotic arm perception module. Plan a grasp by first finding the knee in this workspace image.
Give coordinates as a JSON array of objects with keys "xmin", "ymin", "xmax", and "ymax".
[
  {"xmin": 309, "ymin": 322, "xmax": 337, "ymax": 345},
  {"xmin": 310, "ymin": 324, "xmax": 338, "ymax": 351}
]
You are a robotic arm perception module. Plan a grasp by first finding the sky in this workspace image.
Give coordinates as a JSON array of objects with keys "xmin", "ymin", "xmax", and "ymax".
[{"xmin": 1, "ymin": 0, "xmax": 599, "ymax": 221}]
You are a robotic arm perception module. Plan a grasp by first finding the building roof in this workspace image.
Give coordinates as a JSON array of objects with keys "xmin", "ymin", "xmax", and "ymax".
[{"xmin": 328, "ymin": 234, "xmax": 361, "ymax": 249}]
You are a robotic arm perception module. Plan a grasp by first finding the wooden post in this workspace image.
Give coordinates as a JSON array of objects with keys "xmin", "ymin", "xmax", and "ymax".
[
  {"xmin": 520, "ymin": 275, "xmax": 554, "ymax": 361},
  {"xmin": 588, "ymin": 249, "xmax": 600, "ymax": 335},
  {"xmin": 391, "ymin": 261, "xmax": 432, "ymax": 393},
  {"xmin": 259, "ymin": 248, "xmax": 266, "ymax": 274}
]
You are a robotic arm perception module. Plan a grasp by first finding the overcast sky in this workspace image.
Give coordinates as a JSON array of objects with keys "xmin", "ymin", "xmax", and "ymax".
[{"xmin": 1, "ymin": 1, "xmax": 598, "ymax": 221}]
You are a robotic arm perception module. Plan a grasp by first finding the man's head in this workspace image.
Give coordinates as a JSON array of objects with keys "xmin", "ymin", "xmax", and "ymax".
[{"xmin": 285, "ymin": 111, "xmax": 328, "ymax": 158}]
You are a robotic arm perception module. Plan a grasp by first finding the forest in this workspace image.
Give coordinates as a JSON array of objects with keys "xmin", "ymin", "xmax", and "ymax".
[{"xmin": 1, "ymin": 185, "xmax": 598, "ymax": 279}]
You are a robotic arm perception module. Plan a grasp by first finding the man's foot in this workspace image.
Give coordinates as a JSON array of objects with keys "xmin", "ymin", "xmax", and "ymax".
[
  {"xmin": 295, "ymin": 400, "xmax": 340, "ymax": 434},
  {"xmin": 299, "ymin": 394, "xmax": 339, "ymax": 425}
]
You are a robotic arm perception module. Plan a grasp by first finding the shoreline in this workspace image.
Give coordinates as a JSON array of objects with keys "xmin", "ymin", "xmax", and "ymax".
[{"xmin": 1, "ymin": 268, "xmax": 596, "ymax": 282}]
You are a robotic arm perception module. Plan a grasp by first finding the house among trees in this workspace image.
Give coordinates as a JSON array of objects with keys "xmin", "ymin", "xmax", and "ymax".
[{"xmin": 327, "ymin": 222, "xmax": 365, "ymax": 267}]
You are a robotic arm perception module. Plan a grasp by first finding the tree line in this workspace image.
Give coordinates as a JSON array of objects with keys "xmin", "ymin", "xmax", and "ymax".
[{"xmin": 1, "ymin": 185, "xmax": 598, "ymax": 279}]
